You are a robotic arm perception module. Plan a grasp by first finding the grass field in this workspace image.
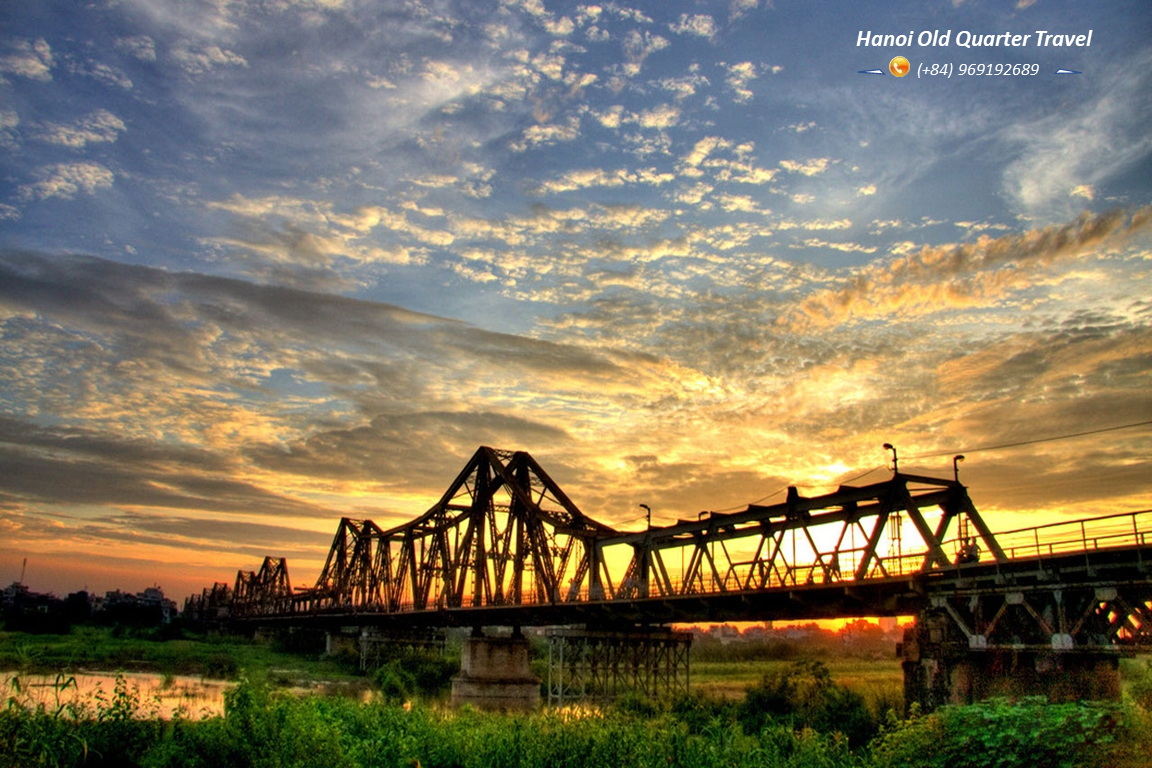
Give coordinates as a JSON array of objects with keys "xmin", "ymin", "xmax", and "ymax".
[
  {"xmin": 0, "ymin": 625, "xmax": 360, "ymax": 685},
  {"xmin": 693, "ymin": 657, "xmax": 901, "ymax": 696}
]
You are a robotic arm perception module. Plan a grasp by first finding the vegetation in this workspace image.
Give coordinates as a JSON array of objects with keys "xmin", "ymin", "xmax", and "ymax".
[
  {"xmin": 0, "ymin": 625, "xmax": 361, "ymax": 684},
  {"xmin": 871, "ymin": 698, "xmax": 1144, "ymax": 768},
  {"xmin": 2, "ymin": 671, "xmax": 1150, "ymax": 768},
  {"xmin": 3, "ymin": 625, "xmax": 1150, "ymax": 767},
  {"xmin": 372, "ymin": 650, "xmax": 458, "ymax": 703}
]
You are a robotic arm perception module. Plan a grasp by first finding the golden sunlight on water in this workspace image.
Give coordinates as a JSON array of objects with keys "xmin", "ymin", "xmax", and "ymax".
[{"xmin": 4, "ymin": 672, "xmax": 235, "ymax": 720}]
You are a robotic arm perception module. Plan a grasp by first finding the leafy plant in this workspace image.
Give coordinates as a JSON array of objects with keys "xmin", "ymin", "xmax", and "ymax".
[
  {"xmin": 738, "ymin": 659, "xmax": 876, "ymax": 746},
  {"xmin": 870, "ymin": 697, "xmax": 1125, "ymax": 768}
]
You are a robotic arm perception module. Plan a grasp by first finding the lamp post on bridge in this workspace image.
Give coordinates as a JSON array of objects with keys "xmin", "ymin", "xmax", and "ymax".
[{"xmin": 883, "ymin": 442, "xmax": 899, "ymax": 473}]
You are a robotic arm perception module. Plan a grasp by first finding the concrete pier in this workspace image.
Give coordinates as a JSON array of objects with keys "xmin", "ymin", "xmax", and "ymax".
[
  {"xmin": 901, "ymin": 605, "xmax": 1123, "ymax": 711},
  {"xmin": 451, "ymin": 634, "xmax": 540, "ymax": 711}
]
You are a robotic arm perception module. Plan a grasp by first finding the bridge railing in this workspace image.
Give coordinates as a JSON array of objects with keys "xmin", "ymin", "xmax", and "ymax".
[{"xmin": 992, "ymin": 508, "xmax": 1152, "ymax": 563}]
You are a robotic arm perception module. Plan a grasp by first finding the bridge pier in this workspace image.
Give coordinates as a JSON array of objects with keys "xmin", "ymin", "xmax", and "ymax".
[
  {"xmin": 546, "ymin": 626, "xmax": 691, "ymax": 706},
  {"xmin": 901, "ymin": 589, "xmax": 1129, "ymax": 711},
  {"xmin": 450, "ymin": 631, "xmax": 540, "ymax": 711}
]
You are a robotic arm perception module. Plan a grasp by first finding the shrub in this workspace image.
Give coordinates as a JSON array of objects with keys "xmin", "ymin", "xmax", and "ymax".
[
  {"xmin": 1127, "ymin": 659, "xmax": 1152, "ymax": 712},
  {"xmin": 371, "ymin": 650, "xmax": 457, "ymax": 702},
  {"xmin": 738, "ymin": 659, "xmax": 876, "ymax": 747},
  {"xmin": 870, "ymin": 697, "xmax": 1125, "ymax": 768},
  {"xmin": 670, "ymin": 691, "xmax": 734, "ymax": 734}
]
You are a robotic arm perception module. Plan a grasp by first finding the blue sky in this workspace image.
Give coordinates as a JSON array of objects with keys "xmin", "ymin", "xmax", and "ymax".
[{"xmin": 1, "ymin": 0, "xmax": 1150, "ymax": 597}]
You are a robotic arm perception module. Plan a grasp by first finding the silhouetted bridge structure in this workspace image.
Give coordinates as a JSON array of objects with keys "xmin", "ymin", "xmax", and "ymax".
[{"xmin": 190, "ymin": 446, "xmax": 1152, "ymax": 709}]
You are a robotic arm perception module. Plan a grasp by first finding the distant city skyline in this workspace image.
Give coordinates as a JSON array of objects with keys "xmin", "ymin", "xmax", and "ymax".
[{"xmin": 1, "ymin": 0, "xmax": 1150, "ymax": 600}]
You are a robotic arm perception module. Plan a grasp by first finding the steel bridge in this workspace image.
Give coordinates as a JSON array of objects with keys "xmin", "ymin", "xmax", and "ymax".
[{"xmin": 198, "ymin": 446, "xmax": 1152, "ymax": 708}]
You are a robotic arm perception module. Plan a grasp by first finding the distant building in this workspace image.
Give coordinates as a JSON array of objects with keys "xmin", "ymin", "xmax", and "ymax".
[
  {"xmin": 1, "ymin": 581, "xmax": 68, "ymax": 633},
  {"xmin": 1, "ymin": 581, "xmax": 32, "ymax": 610},
  {"xmin": 101, "ymin": 585, "xmax": 177, "ymax": 625}
]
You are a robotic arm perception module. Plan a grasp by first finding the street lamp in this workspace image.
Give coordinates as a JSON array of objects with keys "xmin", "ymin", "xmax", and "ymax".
[
  {"xmin": 882, "ymin": 443, "xmax": 899, "ymax": 473},
  {"xmin": 639, "ymin": 503, "xmax": 651, "ymax": 531}
]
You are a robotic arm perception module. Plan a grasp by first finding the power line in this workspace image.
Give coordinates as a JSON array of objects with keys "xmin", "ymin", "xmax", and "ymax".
[{"xmin": 908, "ymin": 418, "xmax": 1152, "ymax": 460}]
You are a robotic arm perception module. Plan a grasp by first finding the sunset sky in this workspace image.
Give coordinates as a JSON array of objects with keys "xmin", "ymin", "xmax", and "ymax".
[{"xmin": 1, "ymin": 0, "xmax": 1150, "ymax": 601}]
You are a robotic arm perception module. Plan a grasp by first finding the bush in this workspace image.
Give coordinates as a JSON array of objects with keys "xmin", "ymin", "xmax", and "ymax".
[
  {"xmin": 737, "ymin": 659, "xmax": 876, "ymax": 747},
  {"xmin": 870, "ymin": 697, "xmax": 1125, "ymax": 768},
  {"xmin": 1127, "ymin": 659, "xmax": 1152, "ymax": 712},
  {"xmin": 670, "ymin": 691, "xmax": 734, "ymax": 734},
  {"xmin": 371, "ymin": 651, "xmax": 457, "ymax": 702}
]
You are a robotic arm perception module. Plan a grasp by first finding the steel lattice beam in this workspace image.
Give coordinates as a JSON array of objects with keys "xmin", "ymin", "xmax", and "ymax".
[{"xmin": 223, "ymin": 445, "xmax": 1152, "ymax": 646}]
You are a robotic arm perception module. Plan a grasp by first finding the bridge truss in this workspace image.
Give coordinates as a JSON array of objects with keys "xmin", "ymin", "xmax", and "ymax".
[
  {"xmin": 222, "ymin": 446, "xmax": 1147, "ymax": 634},
  {"xmin": 214, "ymin": 445, "xmax": 1152, "ymax": 709}
]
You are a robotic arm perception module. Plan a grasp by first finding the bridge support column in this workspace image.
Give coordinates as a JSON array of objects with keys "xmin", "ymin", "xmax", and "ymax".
[
  {"xmin": 451, "ymin": 632, "xmax": 540, "ymax": 711},
  {"xmin": 901, "ymin": 603, "xmax": 1122, "ymax": 712},
  {"xmin": 547, "ymin": 627, "xmax": 691, "ymax": 706}
]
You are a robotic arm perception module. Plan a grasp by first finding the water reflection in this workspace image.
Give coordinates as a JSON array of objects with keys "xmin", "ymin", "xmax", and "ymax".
[{"xmin": 4, "ymin": 672, "xmax": 234, "ymax": 719}]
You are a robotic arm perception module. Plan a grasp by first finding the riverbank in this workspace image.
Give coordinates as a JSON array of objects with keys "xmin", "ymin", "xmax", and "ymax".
[{"xmin": 0, "ymin": 625, "xmax": 360, "ymax": 684}]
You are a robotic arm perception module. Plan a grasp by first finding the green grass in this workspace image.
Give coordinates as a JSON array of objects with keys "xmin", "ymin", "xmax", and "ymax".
[
  {"xmin": 694, "ymin": 658, "xmax": 902, "ymax": 701},
  {"xmin": 0, "ymin": 626, "xmax": 361, "ymax": 685},
  {"xmin": 2, "ymin": 675, "xmax": 1148, "ymax": 768}
]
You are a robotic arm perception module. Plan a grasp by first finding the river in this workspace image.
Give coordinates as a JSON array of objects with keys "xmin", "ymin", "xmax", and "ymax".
[{"xmin": 4, "ymin": 671, "xmax": 234, "ymax": 719}]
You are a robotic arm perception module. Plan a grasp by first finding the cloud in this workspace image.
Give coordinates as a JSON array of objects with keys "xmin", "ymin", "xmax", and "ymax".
[
  {"xmin": 669, "ymin": 14, "xmax": 717, "ymax": 39},
  {"xmin": 35, "ymin": 110, "xmax": 126, "ymax": 148},
  {"xmin": 715, "ymin": 193, "xmax": 764, "ymax": 213},
  {"xmin": 1069, "ymin": 185, "xmax": 1094, "ymax": 201},
  {"xmin": 652, "ymin": 73, "xmax": 710, "ymax": 100},
  {"xmin": 779, "ymin": 157, "xmax": 832, "ymax": 176},
  {"xmin": 780, "ymin": 207, "xmax": 1152, "ymax": 331},
  {"xmin": 19, "ymin": 162, "xmax": 114, "ymax": 200},
  {"xmin": 601, "ymin": 3, "xmax": 653, "ymax": 24},
  {"xmin": 203, "ymin": 195, "xmax": 449, "ymax": 286},
  {"xmin": 1003, "ymin": 53, "xmax": 1152, "ymax": 221},
  {"xmin": 588, "ymin": 105, "xmax": 624, "ymax": 128},
  {"xmin": 674, "ymin": 181, "xmax": 713, "ymax": 206},
  {"xmin": 0, "ymin": 248, "xmax": 665, "ymax": 418},
  {"xmin": 723, "ymin": 61, "xmax": 758, "ymax": 102},
  {"xmin": 635, "ymin": 103, "xmax": 680, "ymax": 129},
  {"xmin": 0, "ymin": 38, "xmax": 54, "ymax": 82},
  {"xmin": 680, "ymin": 136, "xmax": 730, "ymax": 170},
  {"xmin": 621, "ymin": 30, "xmax": 669, "ymax": 76},
  {"xmin": 68, "ymin": 60, "xmax": 134, "ymax": 89},
  {"xmin": 729, "ymin": 0, "xmax": 760, "ymax": 21},
  {"xmin": 0, "ymin": 252, "xmax": 741, "ymax": 531},
  {"xmin": 247, "ymin": 411, "xmax": 571, "ymax": 485},
  {"xmin": 171, "ymin": 43, "xmax": 249, "ymax": 75},
  {"xmin": 511, "ymin": 115, "xmax": 581, "ymax": 151},
  {"xmin": 794, "ymin": 238, "xmax": 876, "ymax": 254},
  {"xmin": 535, "ymin": 166, "xmax": 673, "ymax": 194},
  {"xmin": 115, "ymin": 36, "xmax": 157, "ymax": 61},
  {"xmin": 0, "ymin": 109, "xmax": 18, "ymax": 149}
]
